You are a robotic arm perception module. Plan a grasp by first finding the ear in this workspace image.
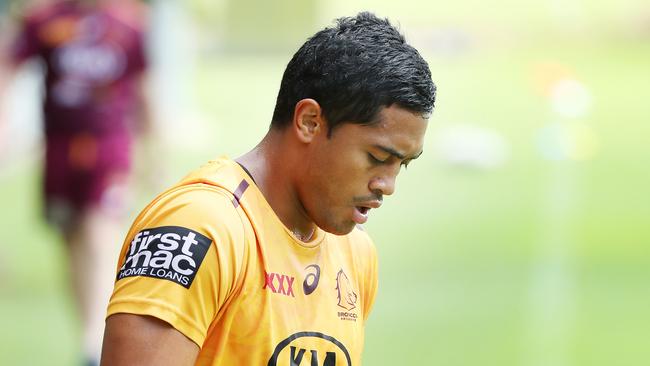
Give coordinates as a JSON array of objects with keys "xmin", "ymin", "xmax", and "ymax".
[{"xmin": 293, "ymin": 98, "xmax": 325, "ymax": 143}]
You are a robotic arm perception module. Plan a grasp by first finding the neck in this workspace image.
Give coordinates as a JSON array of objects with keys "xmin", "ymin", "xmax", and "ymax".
[{"xmin": 236, "ymin": 131, "xmax": 316, "ymax": 241}]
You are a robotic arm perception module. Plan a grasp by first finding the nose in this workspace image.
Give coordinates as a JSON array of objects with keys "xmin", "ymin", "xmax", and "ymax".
[{"xmin": 369, "ymin": 174, "xmax": 396, "ymax": 196}]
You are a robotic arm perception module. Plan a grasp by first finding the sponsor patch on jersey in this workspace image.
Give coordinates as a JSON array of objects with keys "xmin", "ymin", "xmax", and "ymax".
[{"xmin": 116, "ymin": 226, "xmax": 212, "ymax": 289}]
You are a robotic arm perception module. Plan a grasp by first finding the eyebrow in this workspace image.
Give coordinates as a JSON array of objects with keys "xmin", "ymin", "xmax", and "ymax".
[{"xmin": 375, "ymin": 145, "xmax": 423, "ymax": 160}]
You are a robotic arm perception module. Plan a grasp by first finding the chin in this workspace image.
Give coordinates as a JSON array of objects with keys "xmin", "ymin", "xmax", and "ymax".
[{"xmin": 318, "ymin": 220, "xmax": 356, "ymax": 236}]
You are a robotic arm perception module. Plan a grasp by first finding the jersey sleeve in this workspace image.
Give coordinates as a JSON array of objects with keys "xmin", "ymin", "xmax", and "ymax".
[{"xmin": 107, "ymin": 184, "xmax": 249, "ymax": 347}]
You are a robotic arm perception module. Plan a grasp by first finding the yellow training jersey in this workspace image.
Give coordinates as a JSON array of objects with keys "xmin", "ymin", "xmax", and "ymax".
[{"xmin": 107, "ymin": 157, "xmax": 379, "ymax": 366}]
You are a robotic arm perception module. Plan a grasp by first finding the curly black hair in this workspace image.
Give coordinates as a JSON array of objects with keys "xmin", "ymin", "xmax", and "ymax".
[{"xmin": 271, "ymin": 11, "xmax": 436, "ymax": 136}]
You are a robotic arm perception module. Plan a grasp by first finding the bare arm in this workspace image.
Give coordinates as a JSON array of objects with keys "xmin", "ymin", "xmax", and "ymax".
[
  {"xmin": 100, "ymin": 313, "xmax": 200, "ymax": 366},
  {"xmin": 0, "ymin": 21, "xmax": 19, "ymax": 154},
  {"xmin": 0, "ymin": 10, "xmax": 24, "ymax": 97}
]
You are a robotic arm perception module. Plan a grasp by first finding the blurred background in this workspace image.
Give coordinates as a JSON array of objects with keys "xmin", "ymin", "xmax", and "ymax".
[{"xmin": 1, "ymin": 0, "xmax": 649, "ymax": 365}]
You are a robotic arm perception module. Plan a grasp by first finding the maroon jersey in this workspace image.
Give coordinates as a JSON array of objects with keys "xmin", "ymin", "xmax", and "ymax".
[{"xmin": 11, "ymin": 0, "xmax": 148, "ymax": 135}]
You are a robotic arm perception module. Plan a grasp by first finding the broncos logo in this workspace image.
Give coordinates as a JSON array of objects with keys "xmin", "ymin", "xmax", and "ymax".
[{"xmin": 335, "ymin": 269, "xmax": 358, "ymax": 311}]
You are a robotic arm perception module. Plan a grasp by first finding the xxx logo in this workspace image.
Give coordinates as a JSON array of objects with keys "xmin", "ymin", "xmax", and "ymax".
[{"xmin": 264, "ymin": 271, "xmax": 295, "ymax": 297}]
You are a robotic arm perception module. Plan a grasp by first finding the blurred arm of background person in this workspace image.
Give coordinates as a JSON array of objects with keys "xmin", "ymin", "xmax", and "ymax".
[
  {"xmin": 103, "ymin": 0, "xmax": 164, "ymax": 193},
  {"xmin": 130, "ymin": 70, "xmax": 170, "ymax": 196},
  {"xmin": 101, "ymin": 313, "xmax": 200, "ymax": 366},
  {"xmin": 0, "ymin": 11, "xmax": 21, "ymax": 156}
]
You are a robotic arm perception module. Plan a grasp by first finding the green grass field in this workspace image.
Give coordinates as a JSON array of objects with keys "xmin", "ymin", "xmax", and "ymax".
[{"xmin": 1, "ymin": 1, "xmax": 649, "ymax": 364}]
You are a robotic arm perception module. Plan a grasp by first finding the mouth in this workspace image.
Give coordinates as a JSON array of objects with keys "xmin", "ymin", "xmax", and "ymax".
[
  {"xmin": 353, "ymin": 206, "xmax": 370, "ymax": 224},
  {"xmin": 352, "ymin": 201, "xmax": 381, "ymax": 225},
  {"xmin": 357, "ymin": 206, "xmax": 370, "ymax": 215}
]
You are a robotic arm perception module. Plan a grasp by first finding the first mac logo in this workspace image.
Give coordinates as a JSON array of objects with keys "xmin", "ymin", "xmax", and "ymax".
[{"xmin": 117, "ymin": 226, "xmax": 211, "ymax": 289}]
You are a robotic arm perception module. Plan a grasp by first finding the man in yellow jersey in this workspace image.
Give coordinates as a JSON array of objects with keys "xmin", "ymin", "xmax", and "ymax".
[{"xmin": 101, "ymin": 11, "xmax": 436, "ymax": 366}]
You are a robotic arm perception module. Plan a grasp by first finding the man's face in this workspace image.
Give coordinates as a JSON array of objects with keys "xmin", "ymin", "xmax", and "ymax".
[{"xmin": 298, "ymin": 105, "xmax": 428, "ymax": 235}]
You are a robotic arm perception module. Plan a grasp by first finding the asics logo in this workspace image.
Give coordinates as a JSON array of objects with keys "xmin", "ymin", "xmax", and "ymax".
[{"xmin": 303, "ymin": 264, "xmax": 321, "ymax": 295}]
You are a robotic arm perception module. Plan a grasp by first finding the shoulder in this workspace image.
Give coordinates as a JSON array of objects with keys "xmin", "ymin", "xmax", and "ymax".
[
  {"xmin": 132, "ymin": 183, "xmax": 251, "ymax": 250},
  {"xmin": 117, "ymin": 183, "xmax": 253, "ymax": 289},
  {"xmin": 149, "ymin": 183, "xmax": 239, "ymax": 216},
  {"xmin": 153, "ymin": 183, "xmax": 239, "ymax": 214}
]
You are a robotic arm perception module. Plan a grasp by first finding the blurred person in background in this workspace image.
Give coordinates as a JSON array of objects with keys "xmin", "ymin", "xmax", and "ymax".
[
  {"xmin": 0, "ymin": 0, "xmax": 149, "ymax": 365},
  {"xmin": 100, "ymin": 11, "xmax": 435, "ymax": 366}
]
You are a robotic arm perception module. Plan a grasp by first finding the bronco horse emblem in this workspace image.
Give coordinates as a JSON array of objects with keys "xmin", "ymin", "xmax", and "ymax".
[{"xmin": 335, "ymin": 269, "xmax": 358, "ymax": 311}]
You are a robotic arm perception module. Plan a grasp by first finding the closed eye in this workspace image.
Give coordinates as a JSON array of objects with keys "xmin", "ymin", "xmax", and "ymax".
[
  {"xmin": 368, "ymin": 153, "xmax": 389, "ymax": 165},
  {"xmin": 369, "ymin": 153, "xmax": 414, "ymax": 169}
]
